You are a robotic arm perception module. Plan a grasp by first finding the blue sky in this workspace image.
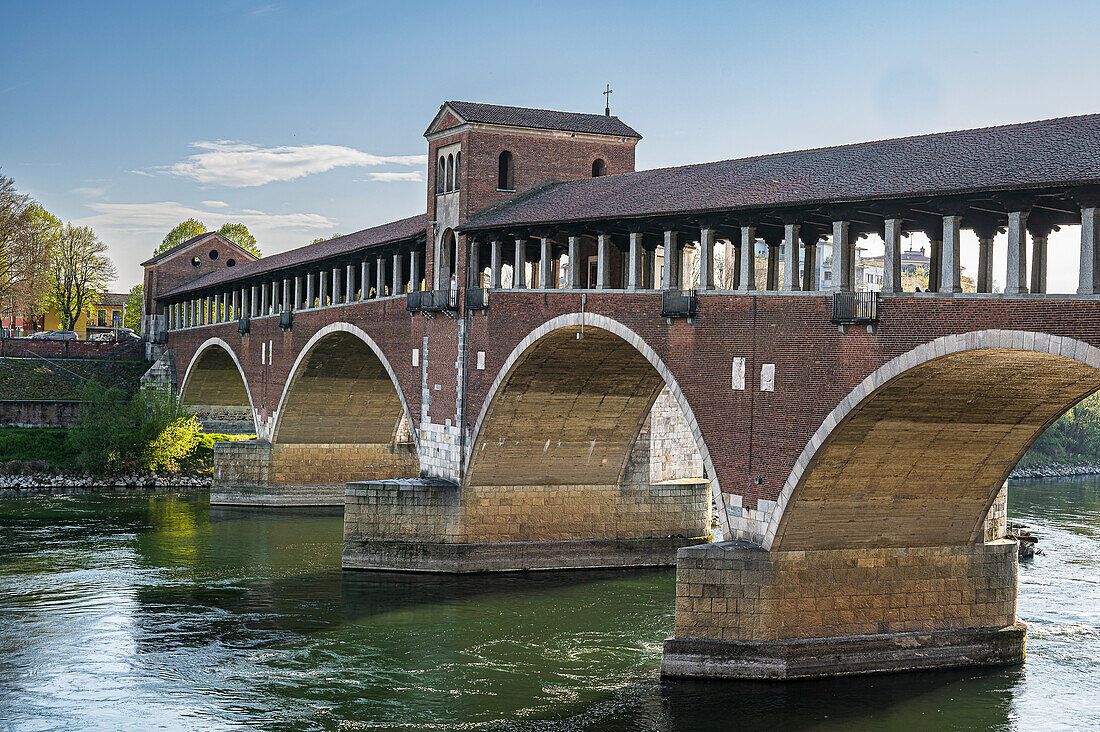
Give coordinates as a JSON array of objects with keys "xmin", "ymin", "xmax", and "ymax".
[{"xmin": 4, "ymin": 0, "xmax": 1100, "ymax": 291}]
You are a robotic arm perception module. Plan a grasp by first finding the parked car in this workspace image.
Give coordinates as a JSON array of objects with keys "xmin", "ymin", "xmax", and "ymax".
[
  {"xmin": 30, "ymin": 330, "xmax": 77, "ymax": 341},
  {"xmin": 116, "ymin": 328, "xmax": 140, "ymax": 341},
  {"xmin": 87, "ymin": 332, "xmax": 114, "ymax": 342}
]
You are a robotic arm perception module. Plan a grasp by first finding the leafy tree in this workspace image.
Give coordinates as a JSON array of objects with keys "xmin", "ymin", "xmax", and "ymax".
[
  {"xmin": 217, "ymin": 223, "xmax": 260, "ymax": 258},
  {"xmin": 12, "ymin": 205, "xmax": 61, "ymax": 333},
  {"xmin": 0, "ymin": 170, "xmax": 33, "ymax": 316},
  {"xmin": 311, "ymin": 232, "xmax": 344, "ymax": 244},
  {"xmin": 46, "ymin": 224, "xmax": 117, "ymax": 331},
  {"xmin": 124, "ymin": 284, "xmax": 143, "ymax": 330},
  {"xmin": 154, "ymin": 218, "xmax": 206, "ymax": 256}
]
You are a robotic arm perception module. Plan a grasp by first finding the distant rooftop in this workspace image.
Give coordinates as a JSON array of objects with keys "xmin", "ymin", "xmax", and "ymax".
[{"xmin": 431, "ymin": 101, "xmax": 642, "ymax": 139}]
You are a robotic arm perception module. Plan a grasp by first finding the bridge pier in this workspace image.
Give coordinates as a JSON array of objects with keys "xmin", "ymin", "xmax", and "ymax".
[
  {"xmin": 211, "ymin": 440, "xmax": 419, "ymax": 506},
  {"xmin": 660, "ymin": 540, "xmax": 1024, "ymax": 680}
]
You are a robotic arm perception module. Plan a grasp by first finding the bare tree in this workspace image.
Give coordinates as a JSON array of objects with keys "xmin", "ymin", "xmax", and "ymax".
[
  {"xmin": 0, "ymin": 170, "xmax": 33, "ymax": 309},
  {"xmin": 11, "ymin": 205, "xmax": 61, "ymax": 332},
  {"xmin": 47, "ymin": 224, "xmax": 117, "ymax": 331}
]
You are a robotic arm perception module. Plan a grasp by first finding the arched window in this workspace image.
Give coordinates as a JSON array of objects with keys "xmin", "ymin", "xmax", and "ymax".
[
  {"xmin": 498, "ymin": 150, "xmax": 514, "ymax": 190},
  {"xmin": 446, "ymin": 154, "xmax": 454, "ymax": 192},
  {"xmin": 436, "ymin": 157, "xmax": 445, "ymax": 194},
  {"xmin": 592, "ymin": 158, "xmax": 607, "ymax": 177},
  {"xmin": 454, "ymin": 151, "xmax": 461, "ymax": 191}
]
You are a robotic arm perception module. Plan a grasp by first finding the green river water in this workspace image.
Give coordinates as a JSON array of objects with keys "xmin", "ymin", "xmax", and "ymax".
[{"xmin": 0, "ymin": 479, "xmax": 1097, "ymax": 731}]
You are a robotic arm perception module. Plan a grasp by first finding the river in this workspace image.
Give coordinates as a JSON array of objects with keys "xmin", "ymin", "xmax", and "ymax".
[{"xmin": 0, "ymin": 479, "xmax": 1097, "ymax": 731}]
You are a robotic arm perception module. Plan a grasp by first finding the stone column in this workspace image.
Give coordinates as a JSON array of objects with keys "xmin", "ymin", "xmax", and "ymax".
[
  {"xmin": 305, "ymin": 273, "xmax": 315, "ymax": 308},
  {"xmin": 940, "ymin": 216, "xmax": 963, "ymax": 294},
  {"xmin": 782, "ymin": 224, "xmax": 800, "ymax": 291},
  {"xmin": 260, "ymin": 284, "xmax": 269, "ymax": 317},
  {"xmin": 1030, "ymin": 233, "xmax": 1048, "ymax": 295},
  {"xmin": 230, "ymin": 290, "xmax": 238, "ymax": 321},
  {"xmin": 766, "ymin": 240, "xmax": 780, "ymax": 291},
  {"xmin": 883, "ymin": 219, "xmax": 903, "ymax": 293},
  {"xmin": 628, "ymin": 232, "xmax": 644, "ymax": 290},
  {"xmin": 662, "ymin": 231, "xmax": 680, "ymax": 290},
  {"xmin": 566, "ymin": 236, "xmax": 580, "ymax": 289},
  {"xmin": 596, "ymin": 234, "xmax": 612, "ymax": 289},
  {"xmin": 376, "ymin": 256, "xmax": 385, "ymax": 296},
  {"xmin": 1080, "ymin": 206, "xmax": 1100, "ymax": 295},
  {"xmin": 282, "ymin": 278, "xmax": 291, "ymax": 312},
  {"xmin": 327, "ymin": 267, "xmax": 337, "ymax": 304},
  {"xmin": 926, "ymin": 237, "xmax": 942, "ymax": 292},
  {"xmin": 392, "ymin": 255, "xmax": 403, "ymax": 296},
  {"xmin": 291, "ymin": 277, "xmax": 300, "ymax": 311},
  {"xmin": 699, "ymin": 228, "xmax": 715, "ymax": 290},
  {"xmin": 831, "ymin": 221, "xmax": 852, "ymax": 292},
  {"xmin": 540, "ymin": 237, "xmax": 553, "ymax": 289},
  {"xmin": 251, "ymin": 286, "xmax": 259, "ymax": 317},
  {"xmin": 319, "ymin": 270, "xmax": 328, "ymax": 306},
  {"xmin": 409, "ymin": 250, "xmax": 421, "ymax": 293},
  {"xmin": 738, "ymin": 226, "xmax": 756, "ymax": 292},
  {"xmin": 468, "ymin": 241, "xmax": 480, "ymax": 290},
  {"xmin": 1005, "ymin": 211, "xmax": 1029, "ymax": 295},
  {"xmin": 346, "ymin": 264, "xmax": 355, "ymax": 302},
  {"xmin": 800, "ymin": 231, "xmax": 818, "ymax": 295},
  {"xmin": 514, "ymin": 238, "xmax": 527, "ymax": 289},
  {"xmin": 977, "ymin": 238, "xmax": 994, "ymax": 293},
  {"xmin": 490, "ymin": 240, "xmax": 502, "ymax": 288}
]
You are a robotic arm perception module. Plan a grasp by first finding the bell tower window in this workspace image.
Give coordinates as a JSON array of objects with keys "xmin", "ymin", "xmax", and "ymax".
[
  {"xmin": 498, "ymin": 150, "xmax": 515, "ymax": 191},
  {"xmin": 436, "ymin": 156, "xmax": 445, "ymax": 194},
  {"xmin": 592, "ymin": 158, "xmax": 607, "ymax": 177},
  {"xmin": 446, "ymin": 154, "xmax": 454, "ymax": 192}
]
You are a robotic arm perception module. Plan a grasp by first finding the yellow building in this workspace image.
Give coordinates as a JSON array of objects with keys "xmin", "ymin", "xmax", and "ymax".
[{"xmin": 5, "ymin": 292, "xmax": 131, "ymax": 339}]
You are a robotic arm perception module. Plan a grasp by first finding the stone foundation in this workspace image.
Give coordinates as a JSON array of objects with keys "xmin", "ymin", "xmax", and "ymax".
[
  {"xmin": 212, "ymin": 440, "xmax": 419, "ymax": 506},
  {"xmin": 661, "ymin": 540, "xmax": 1023, "ymax": 679},
  {"xmin": 342, "ymin": 477, "xmax": 710, "ymax": 571}
]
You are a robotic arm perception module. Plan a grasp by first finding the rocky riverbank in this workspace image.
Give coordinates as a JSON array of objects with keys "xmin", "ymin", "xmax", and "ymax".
[
  {"xmin": 0, "ymin": 472, "xmax": 212, "ymax": 497},
  {"xmin": 1009, "ymin": 461, "xmax": 1100, "ymax": 479}
]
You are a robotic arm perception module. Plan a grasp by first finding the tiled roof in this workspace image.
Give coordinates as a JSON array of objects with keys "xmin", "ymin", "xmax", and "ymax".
[
  {"xmin": 158, "ymin": 213, "xmax": 427, "ymax": 300},
  {"xmin": 461, "ymin": 113, "xmax": 1100, "ymax": 231},
  {"xmin": 97, "ymin": 292, "xmax": 128, "ymax": 307},
  {"xmin": 433, "ymin": 101, "xmax": 642, "ymax": 139}
]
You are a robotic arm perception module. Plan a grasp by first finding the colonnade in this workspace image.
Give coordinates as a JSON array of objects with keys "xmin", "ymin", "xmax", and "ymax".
[{"xmin": 167, "ymin": 248, "xmax": 424, "ymax": 330}]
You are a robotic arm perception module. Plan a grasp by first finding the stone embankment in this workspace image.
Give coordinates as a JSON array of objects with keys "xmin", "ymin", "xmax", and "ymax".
[
  {"xmin": 0, "ymin": 472, "xmax": 212, "ymax": 497},
  {"xmin": 1009, "ymin": 461, "xmax": 1100, "ymax": 479}
]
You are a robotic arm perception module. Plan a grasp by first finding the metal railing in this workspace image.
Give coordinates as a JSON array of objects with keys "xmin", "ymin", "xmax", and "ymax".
[
  {"xmin": 661, "ymin": 289, "xmax": 697, "ymax": 318},
  {"xmin": 406, "ymin": 289, "xmax": 459, "ymax": 313},
  {"xmin": 830, "ymin": 291, "xmax": 880, "ymax": 325},
  {"xmin": 465, "ymin": 288, "xmax": 488, "ymax": 311}
]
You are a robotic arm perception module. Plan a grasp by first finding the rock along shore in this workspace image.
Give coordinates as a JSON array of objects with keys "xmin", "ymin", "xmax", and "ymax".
[
  {"xmin": 1009, "ymin": 461, "xmax": 1100, "ymax": 479},
  {"xmin": 0, "ymin": 472, "xmax": 212, "ymax": 497}
]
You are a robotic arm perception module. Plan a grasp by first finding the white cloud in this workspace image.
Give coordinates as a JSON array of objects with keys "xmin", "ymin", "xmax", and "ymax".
[
  {"xmin": 201, "ymin": 200, "xmax": 229, "ymax": 208},
  {"xmin": 357, "ymin": 171, "xmax": 425, "ymax": 182},
  {"xmin": 158, "ymin": 140, "xmax": 427, "ymax": 187},
  {"xmin": 71, "ymin": 186, "xmax": 107, "ymax": 198},
  {"xmin": 74, "ymin": 200, "xmax": 336, "ymax": 236}
]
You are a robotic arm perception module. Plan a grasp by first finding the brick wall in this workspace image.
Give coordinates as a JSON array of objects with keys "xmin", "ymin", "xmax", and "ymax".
[{"xmin": 673, "ymin": 540, "xmax": 1018, "ymax": 643}]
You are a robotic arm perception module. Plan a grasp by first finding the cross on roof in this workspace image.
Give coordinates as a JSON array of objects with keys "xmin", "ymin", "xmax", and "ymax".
[{"xmin": 603, "ymin": 84, "xmax": 613, "ymax": 117}]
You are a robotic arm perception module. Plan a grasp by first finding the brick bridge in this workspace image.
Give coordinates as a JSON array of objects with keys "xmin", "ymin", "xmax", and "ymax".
[{"xmin": 145, "ymin": 102, "xmax": 1100, "ymax": 679}]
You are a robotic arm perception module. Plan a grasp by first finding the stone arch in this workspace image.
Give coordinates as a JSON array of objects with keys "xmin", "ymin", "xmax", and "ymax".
[
  {"xmin": 179, "ymin": 337, "xmax": 258, "ymax": 434},
  {"xmin": 271, "ymin": 322, "xmax": 418, "ymax": 452},
  {"xmin": 465, "ymin": 312, "xmax": 728, "ymax": 537},
  {"xmin": 765, "ymin": 329, "xmax": 1100, "ymax": 551}
]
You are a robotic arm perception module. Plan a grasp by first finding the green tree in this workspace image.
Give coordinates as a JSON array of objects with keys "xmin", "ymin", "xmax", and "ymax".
[
  {"xmin": 154, "ymin": 218, "xmax": 206, "ymax": 256},
  {"xmin": 216, "ymin": 222, "xmax": 260, "ymax": 258},
  {"xmin": 12, "ymin": 205, "xmax": 62, "ymax": 333},
  {"xmin": 124, "ymin": 284, "xmax": 143, "ymax": 330},
  {"xmin": 46, "ymin": 224, "xmax": 117, "ymax": 331},
  {"xmin": 311, "ymin": 232, "xmax": 344, "ymax": 244}
]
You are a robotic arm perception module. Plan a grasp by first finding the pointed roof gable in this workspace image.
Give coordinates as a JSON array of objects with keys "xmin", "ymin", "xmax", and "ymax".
[
  {"xmin": 140, "ymin": 232, "xmax": 258, "ymax": 267},
  {"xmin": 425, "ymin": 101, "xmax": 641, "ymax": 139}
]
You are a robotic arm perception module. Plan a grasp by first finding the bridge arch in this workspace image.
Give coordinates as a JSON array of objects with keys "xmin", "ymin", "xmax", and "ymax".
[
  {"xmin": 179, "ymin": 337, "xmax": 258, "ymax": 434},
  {"xmin": 765, "ymin": 329, "xmax": 1100, "ymax": 551},
  {"xmin": 271, "ymin": 322, "xmax": 418, "ymax": 452},
  {"xmin": 465, "ymin": 312, "xmax": 727, "ymax": 537}
]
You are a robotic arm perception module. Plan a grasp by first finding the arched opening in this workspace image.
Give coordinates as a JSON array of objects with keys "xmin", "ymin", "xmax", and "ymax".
[
  {"xmin": 446, "ymin": 154, "xmax": 454, "ymax": 192},
  {"xmin": 592, "ymin": 158, "xmax": 607, "ymax": 177},
  {"xmin": 454, "ymin": 151, "xmax": 461, "ymax": 190},
  {"xmin": 436, "ymin": 156, "xmax": 445, "ymax": 194},
  {"xmin": 179, "ymin": 340, "xmax": 256, "ymax": 435},
  {"xmin": 438, "ymin": 228, "xmax": 458, "ymax": 289},
  {"xmin": 464, "ymin": 316, "xmax": 715, "ymax": 545},
  {"xmin": 497, "ymin": 150, "xmax": 514, "ymax": 191},
  {"xmin": 270, "ymin": 326, "xmax": 420, "ymax": 489},
  {"xmin": 768, "ymin": 333, "xmax": 1100, "ymax": 551}
]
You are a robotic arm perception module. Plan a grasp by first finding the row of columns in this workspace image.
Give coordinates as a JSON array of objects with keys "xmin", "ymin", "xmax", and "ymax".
[{"xmin": 168, "ymin": 250, "xmax": 424, "ymax": 330}]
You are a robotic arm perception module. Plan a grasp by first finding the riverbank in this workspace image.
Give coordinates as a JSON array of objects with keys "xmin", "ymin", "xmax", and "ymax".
[
  {"xmin": 0, "ymin": 471, "xmax": 212, "ymax": 497},
  {"xmin": 1010, "ymin": 460, "xmax": 1100, "ymax": 479}
]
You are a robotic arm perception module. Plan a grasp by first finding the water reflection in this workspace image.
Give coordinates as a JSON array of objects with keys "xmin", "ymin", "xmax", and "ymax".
[{"xmin": 0, "ymin": 480, "xmax": 1096, "ymax": 730}]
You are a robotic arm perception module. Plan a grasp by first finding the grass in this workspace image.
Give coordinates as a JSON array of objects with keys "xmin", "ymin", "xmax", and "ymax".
[{"xmin": 0, "ymin": 427, "xmax": 254, "ymax": 474}]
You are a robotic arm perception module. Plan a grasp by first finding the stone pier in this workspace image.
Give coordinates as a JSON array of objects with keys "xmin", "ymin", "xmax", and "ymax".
[
  {"xmin": 212, "ymin": 440, "xmax": 419, "ymax": 506},
  {"xmin": 660, "ymin": 540, "xmax": 1024, "ymax": 679}
]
